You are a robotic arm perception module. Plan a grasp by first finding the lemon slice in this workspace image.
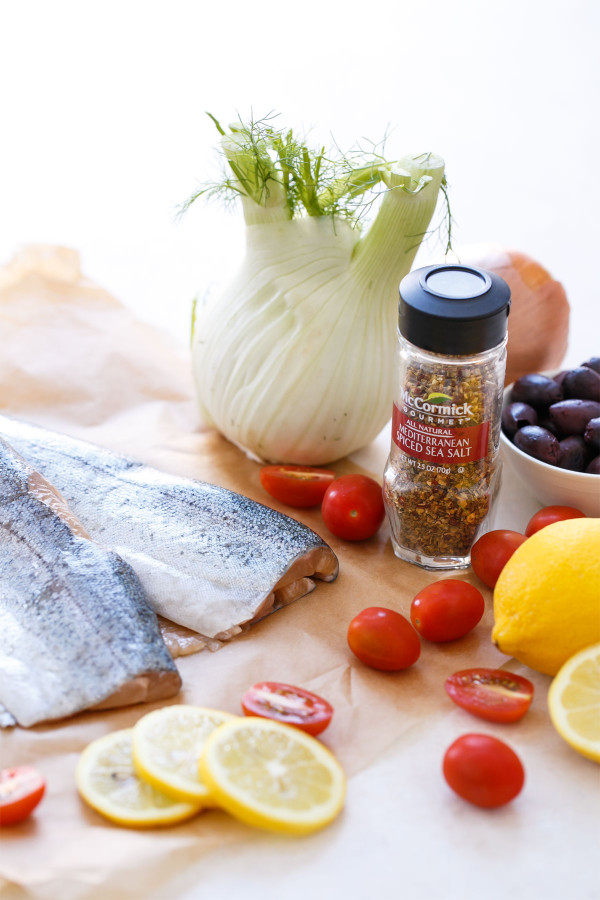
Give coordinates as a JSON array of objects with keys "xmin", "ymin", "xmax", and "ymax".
[
  {"xmin": 548, "ymin": 643, "xmax": 600, "ymax": 763},
  {"xmin": 198, "ymin": 716, "xmax": 346, "ymax": 835},
  {"xmin": 76, "ymin": 729, "xmax": 202, "ymax": 827},
  {"xmin": 132, "ymin": 705, "xmax": 236, "ymax": 804}
]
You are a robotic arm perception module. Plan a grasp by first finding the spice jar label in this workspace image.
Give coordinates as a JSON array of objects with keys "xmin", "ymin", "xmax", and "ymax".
[{"xmin": 392, "ymin": 404, "xmax": 490, "ymax": 465}]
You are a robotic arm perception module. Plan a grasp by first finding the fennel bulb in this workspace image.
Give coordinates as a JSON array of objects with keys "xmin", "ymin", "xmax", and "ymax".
[{"xmin": 187, "ymin": 115, "xmax": 446, "ymax": 465}]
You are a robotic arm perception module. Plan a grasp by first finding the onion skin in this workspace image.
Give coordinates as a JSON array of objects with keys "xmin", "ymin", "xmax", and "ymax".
[{"xmin": 454, "ymin": 244, "xmax": 570, "ymax": 385}]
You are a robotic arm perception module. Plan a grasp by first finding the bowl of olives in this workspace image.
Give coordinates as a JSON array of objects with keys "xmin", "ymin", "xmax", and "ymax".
[{"xmin": 500, "ymin": 358, "xmax": 600, "ymax": 516}]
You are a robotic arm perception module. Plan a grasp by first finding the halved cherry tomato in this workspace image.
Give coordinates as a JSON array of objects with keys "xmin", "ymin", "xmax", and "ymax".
[
  {"xmin": 259, "ymin": 465, "xmax": 336, "ymax": 508},
  {"xmin": 347, "ymin": 607, "xmax": 420, "ymax": 671},
  {"xmin": 445, "ymin": 668, "xmax": 534, "ymax": 723},
  {"xmin": 0, "ymin": 766, "xmax": 46, "ymax": 826},
  {"xmin": 525, "ymin": 505, "xmax": 586, "ymax": 537},
  {"xmin": 410, "ymin": 580, "xmax": 485, "ymax": 642},
  {"xmin": 443, "ymin": 733, "xmax": 525, "ymax": 808},
  {"xmin": 470, "ymin": 530, "xmax": 527, "ymax": 588},
  {"xmin": 241, "ymin": 682, "xmax": 333, "ymax": 736},
  {"xmin": 321, "ymin": 474, "xmax": 385, "ymax": 541}
]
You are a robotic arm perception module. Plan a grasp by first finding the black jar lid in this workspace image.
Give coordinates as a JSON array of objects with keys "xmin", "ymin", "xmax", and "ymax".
[{"xmin": 399, "ymin": 264, "xmax": 511, "ymax": 354}]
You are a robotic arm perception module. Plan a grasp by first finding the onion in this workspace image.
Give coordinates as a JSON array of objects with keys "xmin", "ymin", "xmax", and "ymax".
[{"xmin": 454, "ymin": 244, "xmax": 570, "ymax": 384}]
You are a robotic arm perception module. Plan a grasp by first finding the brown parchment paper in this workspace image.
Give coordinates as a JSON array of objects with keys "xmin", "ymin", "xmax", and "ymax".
[{"xmin": 0, "ymin": 247, "xmax": 598, "ymax": 900}]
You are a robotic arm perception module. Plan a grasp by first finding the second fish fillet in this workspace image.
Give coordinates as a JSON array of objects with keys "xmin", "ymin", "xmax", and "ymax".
[{"xmin": 0, "ymin": 417, "xmax": 339, "ymax": 652}]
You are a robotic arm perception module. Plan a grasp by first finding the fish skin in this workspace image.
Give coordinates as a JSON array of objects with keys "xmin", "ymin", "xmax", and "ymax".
[
  {"xmin": 0, "ymin": 438, "xmax": 181, "ymax": 728},
  {"xmin": 0, "ymin": 417, "xmax": 339, "ymax": 644}
]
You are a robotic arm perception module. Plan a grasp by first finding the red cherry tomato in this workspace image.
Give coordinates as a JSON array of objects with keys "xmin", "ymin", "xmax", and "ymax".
[
  {"xmin": 470, "ymin": 530, "xmax": 527, "ymax": 588},
  {"xmin": 410, "ymin": 580, "xmax": 485, "ymax": 642},
  {"xmin": 445, "ymin": 668, "xmax": 534, "ymax": 723},
  {"xmin": 259, "ymin": 465, "xmax": 336, "ymax": 508},
  {"xmin": 347, "ymin": 607, "xmax": 420, "ymax": 671},
  {"xmin": 241, "ymin": 682, "xmax": 333, "ymax": 736},
  {"xmin": 0, "ymin": 766, "xmax": 46, "ymax": 826},
  {"xmin": 321, "ymin": 474, "xmax": 385, "ymax": 541},
  {"xmin": 525, "ymin": 505, "xmax": 586, "ymax": 537},
  {"xmin": 443, "ymin": 734, "xmax": 525, "ymax": 808}
]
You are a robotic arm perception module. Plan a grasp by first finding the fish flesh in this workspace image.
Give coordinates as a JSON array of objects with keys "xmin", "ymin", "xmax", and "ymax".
[
  {"xmin": 0, "ymin": 437, "xmax": 181, "ymax": 727},
  {"xmin": 0, "ymin": 438, "xmax": 181, "ymax": 727},
  {"xmin": 0, "ymin": 417, "xmax": 339, "ymax": 652},
  {"xmin": 0, "ymin": 417, "xmax": 339, "ymax": 653}
]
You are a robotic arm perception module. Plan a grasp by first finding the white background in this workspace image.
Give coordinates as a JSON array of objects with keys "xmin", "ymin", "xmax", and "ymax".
[{"xmin": 1, "ymin": 0, "xmax": 599, "ymax": 360}]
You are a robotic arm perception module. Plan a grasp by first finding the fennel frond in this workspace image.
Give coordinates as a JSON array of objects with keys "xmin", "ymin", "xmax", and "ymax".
[{"xmin": 179, "ymin": 112, "xmax": 445, "ymax": 230}]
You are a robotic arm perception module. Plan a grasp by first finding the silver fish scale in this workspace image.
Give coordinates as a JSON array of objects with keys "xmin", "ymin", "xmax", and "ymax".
[
  {"xmin": 0, "ymin": 417, "xmax": 338, "ymax": 638},
  {"xmin": 0, "ymin": 438, "xmax": 180, "ymax": 727}
]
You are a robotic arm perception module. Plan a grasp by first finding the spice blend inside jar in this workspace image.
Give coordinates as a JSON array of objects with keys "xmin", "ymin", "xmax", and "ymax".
[{"xmin": 383, "ymin": 265, "xmax": 511, "ymax": 569}]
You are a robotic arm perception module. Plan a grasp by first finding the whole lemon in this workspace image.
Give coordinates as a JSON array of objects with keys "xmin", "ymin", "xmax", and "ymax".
[{"xmin": 492, "ymin": 518, "xmax": 600, "ymax": 676}]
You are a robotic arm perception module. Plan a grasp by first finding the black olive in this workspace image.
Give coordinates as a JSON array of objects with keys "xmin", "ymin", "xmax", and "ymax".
[
  {"xmin": 558, "ymin": 435, "xmax": 590, "ymax": 471},
  {"xmin": 584, "ymin": 417, "xmax": 600, "ymax": 452},
  {"xmin": 537, "ymin": 415, "xmax": 560, "ymax": 437},
  {"xmin": 562, "ymin": 367, "xmax": 600, "ymax": 402},
  {"xmin": 549, "ymin": 400, "xmax": 600, "ymax": 436},
  {"xmin": 513, "ymin": 426, "xmax": 561, "ymax": 465},
  {"xmin": 511, "ymin": 374, "xmax": 563, "ymax": 409},
  {"xmin": 501, "ymin": 402, "xmax": 538, "ymax": 438},
  {"xmin": 582, "ymin": 357, "xmax": 600, "ymax": 375},
  {"xmin": 585, "ymin": 456, "xmax": 600, "ymax": 474}
]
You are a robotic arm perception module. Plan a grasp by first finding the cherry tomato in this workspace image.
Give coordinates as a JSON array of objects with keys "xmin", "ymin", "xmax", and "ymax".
[
  {"xmin": 443, "ymin": 734, "xmax": 525, "ymax": 808},
  {"xmin": 241, "ymin": 682, "xmax": 333, "ymax": 736},
  {"xmin": 347, "ymin": 607, "xmax": 420, "ymax": 671},
  {"xmin": 470, "ymin": 530, "xmax": 527, "ymax": 588},
  {"xmin": 259, "ymin": 465, "xmax": 336, "ymax": 508},
  {"xmin": 525, "ymin": 505, "xmax": 586, "ymax": 537},
  {"xmin": 321, "ymin": 474, "xmax": 385, "ymax": 541},
  {"xmin": 0, "ymin": 766, "xmax": 46, "ymax": 826},
  {"xmin": 410, "ymin": 580, "xmax": 485, "ymax": 642},
  {"xmin": 445, "ymin": 668, "xmax": 534, "ymax": 723}
]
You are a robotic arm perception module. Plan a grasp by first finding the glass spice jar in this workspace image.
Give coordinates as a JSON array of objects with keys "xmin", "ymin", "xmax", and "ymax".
[{"xmin": 383, "ymin": 264, "xmax": 511, "ymax": 570}]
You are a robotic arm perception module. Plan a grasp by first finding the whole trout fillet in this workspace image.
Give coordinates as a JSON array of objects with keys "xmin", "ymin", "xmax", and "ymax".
[
  {"xmin": 0, "ymin": 417, "xmax": 339, "ymax": 652},
  {"xmin": 0, "ymin": 438, "xmax": 181, "ymax": 728}
]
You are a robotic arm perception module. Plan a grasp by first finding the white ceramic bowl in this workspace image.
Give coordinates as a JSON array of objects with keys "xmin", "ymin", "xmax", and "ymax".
[{"xmin": 500, "ymin": 384, "xmax": 600, "ymax": 517}]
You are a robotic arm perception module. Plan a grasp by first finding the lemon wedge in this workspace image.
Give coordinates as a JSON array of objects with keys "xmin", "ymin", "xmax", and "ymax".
[
  {"xmin": 548, "ymin": 643, "xmax": 600, "ymax": 763},
  {"xmin": 198, "ymin": 716, "xmax": 346, "ymax": 835},
  {"xmin": 132, "ymin": 705, "xmax": 236, "ymax": 804},
  {"xmin": 76, "ymin": 729, "xmax": 202, "ymax": 827}
]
